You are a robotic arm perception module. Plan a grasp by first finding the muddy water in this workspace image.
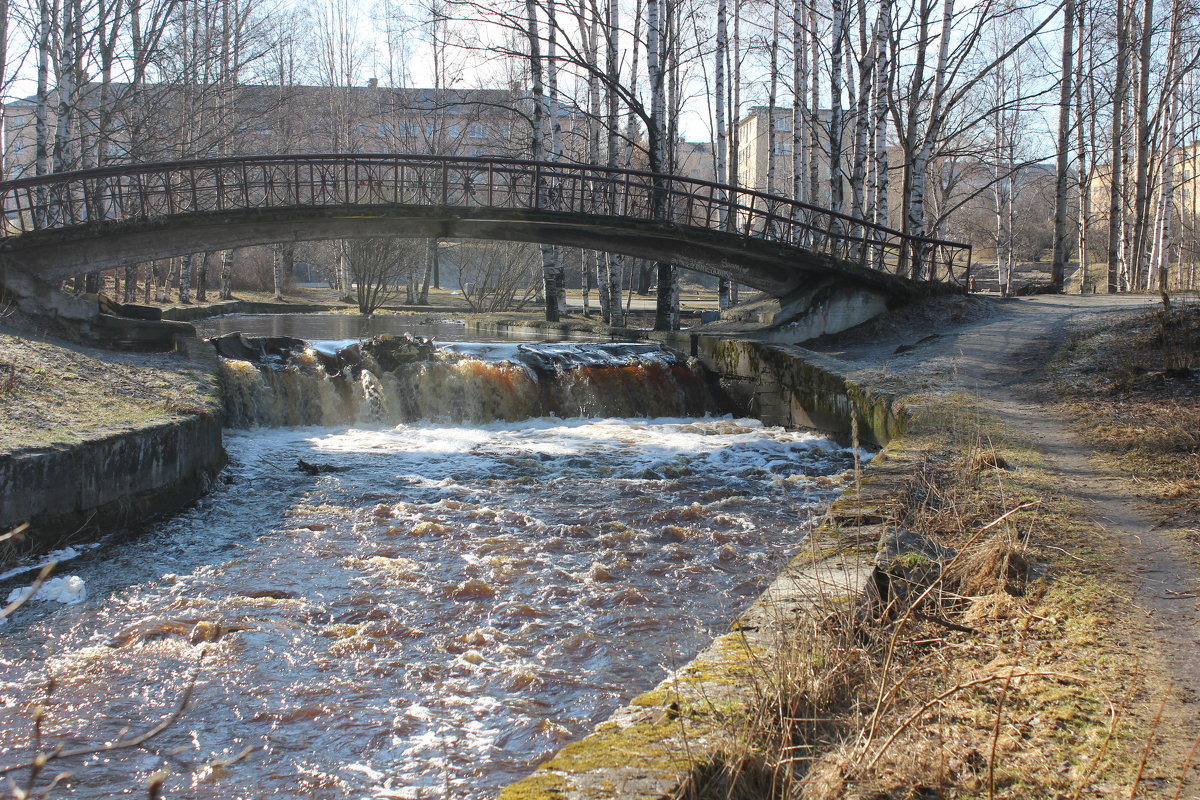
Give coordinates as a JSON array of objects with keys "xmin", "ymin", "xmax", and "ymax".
[
  {"xmin": 218, "ymin": 342, "xmax": 716, "ymax": 428},
  {"xmin": 0, "ymin": 342, "xmax": 856, "ymax": 798},
  {"xmin": 0, "ymin": 420, "xmax": 852, "ymax": 798}
]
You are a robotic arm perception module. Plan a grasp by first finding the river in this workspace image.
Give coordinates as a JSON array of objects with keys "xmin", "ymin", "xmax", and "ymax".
[{"xmin": 0, "ymin": 331, "xmax": 855, "ymax": 798}]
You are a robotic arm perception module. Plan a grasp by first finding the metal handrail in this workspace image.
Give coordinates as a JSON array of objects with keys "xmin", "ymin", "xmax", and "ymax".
[{"xmin": 0, "ymin": 153, "xmax": 973, "ymax": 284}]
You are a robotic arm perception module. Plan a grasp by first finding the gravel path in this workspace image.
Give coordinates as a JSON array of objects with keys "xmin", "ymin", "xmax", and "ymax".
[{"xmin": 811, "ymin": 293, "xmax": 1200, "ymax": 786}]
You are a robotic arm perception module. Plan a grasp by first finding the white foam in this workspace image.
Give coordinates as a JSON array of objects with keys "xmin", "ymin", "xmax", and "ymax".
[
  {"xmin": 0, "ymin": 544, "xmax": 95, "ymax": 583},
  {"xmin": 6, "ymin": 575, "xmax": 87, "ymax": 607}
]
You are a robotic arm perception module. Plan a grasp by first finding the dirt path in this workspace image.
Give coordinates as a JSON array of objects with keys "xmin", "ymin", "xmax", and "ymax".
[{"xmin": 811, "ymin": 294, "xmax": 1200, "ymax": 753}]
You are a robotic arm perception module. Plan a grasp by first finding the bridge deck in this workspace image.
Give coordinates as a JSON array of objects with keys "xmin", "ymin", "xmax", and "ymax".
[{"xmin": 0, "ymin": 154, "xmax": 972, "ymax": 294}]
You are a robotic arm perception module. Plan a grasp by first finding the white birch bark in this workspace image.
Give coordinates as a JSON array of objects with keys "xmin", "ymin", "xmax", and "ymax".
[
  {"xmin": 220, "ymin": 250, "xmax": 234, "ymax": 300},
  {"xmin": 526, "ymin": 0, "xmax": 559, "ymax": 322},
  {"xmin": 1107, "ymin": 0, "xmax": 1129, "ymax": 293},
  {"xmin": 716, "ymin": 0, "xmax": 732, "ymax": 309},
  {"xmin": 791, "ymin": 0, "xmax": 807, "ymax": 205},
  {"xmin": 765, "ymin": 0, "xmax": 780, "ymax": 196},
  {"xmin": 1130, "ymin": 0, "xmax": 1154, "ymax": 288},
  {"xmin": 603, "ymin": 0, "xmax": 624, "ymax": 326},
  {"xmin": 1050, "ymin": 0, "xmax": 1075, "ymax": 292},
  {"xmin": 871, "ymin": 0, "xmax": 891, "ymax": 241},
  {"xmin": 828, "ymin": 0, "xmax": 845, "ymax": 214},
  {"xmin": 180, "ymin": 252, "xmax": 194, "ymax": 304},
  {"xmin": 850, "ymin": 1, "xmax": 875, "ymax": 228}
]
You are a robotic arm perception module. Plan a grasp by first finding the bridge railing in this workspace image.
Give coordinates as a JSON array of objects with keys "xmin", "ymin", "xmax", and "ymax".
[{"xmin": 0, "ymin": 154, "xmax": 972, "ymax": 285}]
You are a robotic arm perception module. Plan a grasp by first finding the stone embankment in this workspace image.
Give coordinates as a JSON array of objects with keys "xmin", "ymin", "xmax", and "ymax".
[{"xmin": 0, "ymin": 321, "xmax": 225, "ymax": 560}]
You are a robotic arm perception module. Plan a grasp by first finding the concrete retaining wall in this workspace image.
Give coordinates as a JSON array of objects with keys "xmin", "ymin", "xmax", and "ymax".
[
  {"xmin": 0, "ymin": 414, "xmax": 225, "ymax": 556},
  {"xmin": 0, "ymin": 336, "xmax": 225, "ymax": 558},
  {"xmin": 659, "ymin": 334, "xmax": 903, "ymax": 447}
]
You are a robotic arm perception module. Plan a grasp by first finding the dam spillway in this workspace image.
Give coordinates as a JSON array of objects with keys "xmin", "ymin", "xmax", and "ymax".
[{"xmin": 0, "ymin": 335, "xmax": 860, "ymax": 798}]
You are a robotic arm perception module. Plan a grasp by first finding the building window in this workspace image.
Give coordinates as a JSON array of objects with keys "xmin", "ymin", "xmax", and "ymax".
[
  {"xmin": 774, "ymin": 118, "xmax": 791, "ymax": 132},
  {"xmin": 468, "ymin": 123, "xmax": 487, "ymax": 139},
  {"xmin": 448, "ymin": 123, "xmax": 462, "ymax": 138}
]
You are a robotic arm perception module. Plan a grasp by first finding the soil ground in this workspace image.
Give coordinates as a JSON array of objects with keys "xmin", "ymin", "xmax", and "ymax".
[{"xmin": 806, "ymin": 293, "xmax": 1200, "ymax": 795}]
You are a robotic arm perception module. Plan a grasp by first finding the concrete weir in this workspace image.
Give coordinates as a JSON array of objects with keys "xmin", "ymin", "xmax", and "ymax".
[{"xmin": 499, "ymin": 338, "xmax": 908, "ymax": 800}]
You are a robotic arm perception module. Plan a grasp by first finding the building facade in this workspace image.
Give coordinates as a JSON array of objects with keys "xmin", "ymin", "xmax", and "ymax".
[{"xmin": 3, "ymin": 83, "xmax": 585, "ymax": 179}]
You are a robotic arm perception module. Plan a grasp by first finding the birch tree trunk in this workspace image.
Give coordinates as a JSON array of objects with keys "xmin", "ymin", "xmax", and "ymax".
[
  {"xmin": 272, "ymin": 246, "xmax": 283, "ymax": 301},
  {"xmin": 1050, "ymin": 0, "xmax": 1075, "ymax": 292},
  {"xmin": 765, "ymin": 0, "xmax": 780, "ymax": 196},
  {"xmin": 1076, "ymin": 0, "xmax": 1093, "ymax": 292},
  {"xmin": 33, "ymin": 0, "xmax": 53, "ymax": 224},
  {"xmin": 1129, "ymin": 0, "xmax": 1154, "ymax": 289},
  {"xmin": 828, "ymin": 0, "xmax": 845, "ymax": 214},
  {"xmin": 716, "ymin": 0, "xmax": 732, "ymax": 310},
  {"xmin": 526, "ymin": 0, "xmax": 559, "ymax": 322},
  {"xmin": 123, "ymin": 264, "xmax": 138, "ymax": 302},
  {"xmin": 545, "ymin": 0, "xmax": 567, "ymax": 316},
  {"xmin": 648, "ymin": 0, "xmax": 678, "ymax": 331},
  {"xmin": 1107, "ymin": 0, "xmax": 1130, "ymax": 293},
  {"xmin": 220, "ymin": 250, "xmax": 234, "ymax": 300},
  {"xmin": 603, "ymin": 0, "xmax": 624, "ymax": 327},
  {"xmin": 871, "ymin": 0, "xmax": 891, "ymax": 241},
  {"xmin": 1154, "ymin": 0, "xmax": 1184, "ymax": 290},
  {"xmin": 809, "ymin": 6, "xmax": 821, "ymax": 204},
  {"xmin": 791, "ymin": 0, "xmax": 807, "ymax": 206},
  {"xmin": 179, "ymin": 253, "xmax": 194, "ymax": 304},
  {"xmin": 850, "ymin": 0, "xmax": 874, "ymax": 228}
]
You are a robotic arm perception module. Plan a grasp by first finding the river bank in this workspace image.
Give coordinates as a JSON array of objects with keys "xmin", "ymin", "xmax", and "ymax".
[
  {"xmin": 0, "ymin": 311, "xmax": 224, "ymax": 560},
  {"xmin": 504, "ymin": 294, "xmax": 1200, "ymax": 798},
  {"xmin": 3, "ymin": 294, "xmax": 1196, "ymax": 798},
  {"xmin": 742, "ymin": 294, "xmax": 1199, "ymax": 798}
]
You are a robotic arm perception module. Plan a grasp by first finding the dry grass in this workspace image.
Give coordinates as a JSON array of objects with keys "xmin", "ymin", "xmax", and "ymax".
[
  {"xmin": 678, "ymin": 395, "xmax": 1192, "ymax": 800},
  {"xmin": 1052, "ymin": 300, "xmax": 1200, "ymax": 522},
  {"xmin": 0, "ymin": 314, "xmax": 220, "ymax": 455}
]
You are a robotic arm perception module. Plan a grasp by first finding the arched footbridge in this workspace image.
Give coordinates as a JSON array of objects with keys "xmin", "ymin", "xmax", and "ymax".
[{"xmin": 0, "ymin": 154, "xmax": 972, "ymax": 297}]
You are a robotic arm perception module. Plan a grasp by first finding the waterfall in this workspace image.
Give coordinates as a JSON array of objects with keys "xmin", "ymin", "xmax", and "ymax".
[{"xmin": 213, "ymin": 334, "xmax": 719, "ymax": 428}]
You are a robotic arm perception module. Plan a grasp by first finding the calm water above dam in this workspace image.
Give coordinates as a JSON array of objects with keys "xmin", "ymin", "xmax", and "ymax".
[
  {"xmin": 0, "ymin": 338, "xmax": 855, "ymax": 798},
  {"xmin": 191, "ymin": 313, "xmax": 590, "ymax": 344}
]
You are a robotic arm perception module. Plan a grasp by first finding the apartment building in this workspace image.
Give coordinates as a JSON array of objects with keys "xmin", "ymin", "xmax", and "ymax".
[
  {"xmin": 2, "ymin": 83, "xmax": 585, "ymax": 179},
  {"xmin": 735, "ymin": 106, "xmax": 850, "ymax": 204}
]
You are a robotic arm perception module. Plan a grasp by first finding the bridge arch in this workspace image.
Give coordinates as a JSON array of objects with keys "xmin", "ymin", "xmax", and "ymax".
[{"xmin": 0, "ymin": 154, "xmax": 971, "ymax": 296}]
